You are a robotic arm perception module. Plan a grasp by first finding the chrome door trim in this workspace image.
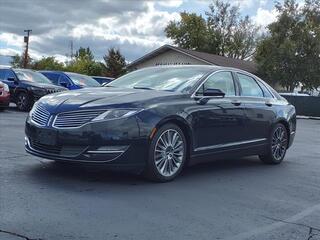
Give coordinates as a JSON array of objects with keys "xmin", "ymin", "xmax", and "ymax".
[{"xmin": 194, "ymin": 138, "xmax": 267, "ymax": 152}]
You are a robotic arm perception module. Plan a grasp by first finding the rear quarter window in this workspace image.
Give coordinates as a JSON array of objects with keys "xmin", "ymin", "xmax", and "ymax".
[{"xmin": 237, "ymin": 73, "xmax": 264, "ymax": 97}]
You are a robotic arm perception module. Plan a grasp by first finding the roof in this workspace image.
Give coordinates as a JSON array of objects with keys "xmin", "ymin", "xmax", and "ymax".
[{"xmin": 127, "ymin": 44, "xmax": 257, "ymax": 74}]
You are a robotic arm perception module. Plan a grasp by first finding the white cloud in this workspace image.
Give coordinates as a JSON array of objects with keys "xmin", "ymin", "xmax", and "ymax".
[
  {"xmin": 233, "ymin": 0, "xmax": 255, "ymax": 9},
  {"xmin": 0, "ymin": 1, "xmax": 180, "ymax": 62},
  {"xmin": 0, "ymin": 33, "xmax": 24, "ymax": 48},
  {"xmin": 0, "ymin": 48, "xmax": 20, "ymax": 56},
  {"xmin": 157, "ymin": 0, "xmax": 183, "ymax": 8},
  {"xmin": 253, "ymin": 7, "xmax": 278, "ymax": 30}
]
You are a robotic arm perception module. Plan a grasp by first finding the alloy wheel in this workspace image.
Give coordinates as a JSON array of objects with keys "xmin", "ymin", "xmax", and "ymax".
[
  {"xmin": 154, "ymin": 129, "xmax": 184, "ymax": 177},
  {"xmin": 271, "ymin": 126, "xmax": 287, "ymax": 161},
  {"xmin": 17, "ymin": 94, "xmax": 26, "ymax": 110}
]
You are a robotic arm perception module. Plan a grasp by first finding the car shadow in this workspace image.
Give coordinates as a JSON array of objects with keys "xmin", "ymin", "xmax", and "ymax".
[
  {"xmin": 3, "ymin": 104, "xmax": 25, "ymax": 113},
  {"xmin": 28, "ymin": 156, "xmax": 266, "ymax": 188}
]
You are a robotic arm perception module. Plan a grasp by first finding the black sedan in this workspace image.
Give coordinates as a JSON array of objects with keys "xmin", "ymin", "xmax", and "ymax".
[{"xmin": 25, "ymin": 66, "xmax": 296, "ymax": 182}]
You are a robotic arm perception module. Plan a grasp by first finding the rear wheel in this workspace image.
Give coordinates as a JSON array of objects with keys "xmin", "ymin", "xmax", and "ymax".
[
  {"xmin": 259, "ymin": 123, "xmax": 288, "ymax": 164},
  {"xmin": 16, "ymin": 92, "xmax": 33, "ymax": 111},
  {"xmin": 144, "ymin": 123, "xmax": 187, "ymax": 182}
]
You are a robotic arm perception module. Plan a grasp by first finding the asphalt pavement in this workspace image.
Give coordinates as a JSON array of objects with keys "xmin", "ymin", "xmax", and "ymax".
[{"xmin": 1, "ymin": 107, "xmax": 320, "ymax": 240}]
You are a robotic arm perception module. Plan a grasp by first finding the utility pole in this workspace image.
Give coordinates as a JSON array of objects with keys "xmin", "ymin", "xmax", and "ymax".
[
  {"xmin": 70, "ymin": 40, "xmax": 74, "ymax": 61},
  {"xmin": 23, "ymin": 29, "xmax": 32, "ymax": 68}
]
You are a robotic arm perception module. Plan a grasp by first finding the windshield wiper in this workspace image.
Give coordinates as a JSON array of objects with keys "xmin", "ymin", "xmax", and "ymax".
[{"xmin": 133, "ymin": 86, "xmax": 154, "ymax": 90}]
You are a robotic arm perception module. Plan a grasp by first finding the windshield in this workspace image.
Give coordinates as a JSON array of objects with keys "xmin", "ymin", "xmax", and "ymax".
[
  {"xmin": 15, "ymin": 69, "xmax": 52, "ymax": 84},
  {"xmin": 66, "ymin": 72, "xmax": 100, "ymax": 87},
  {"xmin": 108, "ymin": 67, "xmax": 208, "ymax": 92}
]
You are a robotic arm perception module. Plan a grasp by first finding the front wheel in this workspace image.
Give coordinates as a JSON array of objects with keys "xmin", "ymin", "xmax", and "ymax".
[
  {"xmin": 259, "ymin": 123, "xmax": 288, "ymax": 164},
  {"xmin": 144, "ymin": 123, "xmax": 187, "ymax": 182},
  {"xmin": 16, "ymin": 92, "xmax": 33, "ymax": 111}
]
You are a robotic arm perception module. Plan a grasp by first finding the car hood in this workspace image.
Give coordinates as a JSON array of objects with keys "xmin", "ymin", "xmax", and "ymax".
[{"xmin": 38, "ymin": 87, "xmax": 179, "ymax": 113}]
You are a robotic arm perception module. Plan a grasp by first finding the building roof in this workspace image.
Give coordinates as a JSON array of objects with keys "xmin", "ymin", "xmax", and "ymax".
[{"xmin": 127, "ymin": 44, "xmax": 257, "ymax": 74}]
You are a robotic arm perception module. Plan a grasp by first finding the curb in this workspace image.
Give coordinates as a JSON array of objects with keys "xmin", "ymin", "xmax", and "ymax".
[{"xmin": 297, "ymin": 115, "xmax": 320, "ymax": 120}]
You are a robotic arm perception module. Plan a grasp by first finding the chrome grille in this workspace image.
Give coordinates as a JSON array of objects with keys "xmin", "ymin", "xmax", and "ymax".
[
  {"xmin": 53, "ymin": 110, "xmax": 105, "ymax": 128},
  {"xmin": 31, "ymin": 104, "xmax": 50, "ymax": 126},
  {"xmin": 47, "ymin": 89, "xmax": 63, "ymax": 94}
]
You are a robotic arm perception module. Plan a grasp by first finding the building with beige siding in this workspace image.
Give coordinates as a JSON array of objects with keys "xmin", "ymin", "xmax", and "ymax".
[{"xmin": 127, "ymin": 45, "xmax": 257, "ymax": 74}]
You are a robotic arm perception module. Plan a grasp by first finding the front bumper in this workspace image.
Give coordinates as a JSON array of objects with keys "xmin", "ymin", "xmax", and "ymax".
[
  {"xmin": 25, "ymin": 116, "xmax": 149, "ymax": 171},
  {"xmin": 0, "ymin": 92, "xmax": 10, "ymax": 107}
]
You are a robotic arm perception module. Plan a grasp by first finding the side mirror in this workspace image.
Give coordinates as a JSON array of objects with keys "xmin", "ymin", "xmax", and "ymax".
[
  {"xmin": 59, "ymin": 80, "xmax": 69, "ymax": 88},
  {"xmin": 203, "ymin": 88, "xmax": 225, "ymax": 97},
  {"xmin": 7, "ymin": 77, "xmax": 16, "ymax": 81}
]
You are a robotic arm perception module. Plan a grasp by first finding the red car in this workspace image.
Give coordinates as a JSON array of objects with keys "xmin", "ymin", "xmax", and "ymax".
[{"xmin": 0, "ymin": 81, "xmax": 10, "ymax": 110}]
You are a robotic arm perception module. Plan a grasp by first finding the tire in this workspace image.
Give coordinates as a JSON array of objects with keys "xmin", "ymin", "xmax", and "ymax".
[
  {"xmin": 16, "ymin": 92, "xmax": 33, "ymax": 111},
  {"xmin": 259, "ymin": 123, "xmax": 288, "ymax": 164},
  {"xmin": 144, "ymin": 123, "xmax": 187, "ymax": 182}
]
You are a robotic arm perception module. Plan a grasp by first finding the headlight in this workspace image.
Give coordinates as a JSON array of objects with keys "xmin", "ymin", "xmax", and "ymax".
[
  {"xmin": 29, "ymin": 86, "xmax": 47, "ymax": 95},
  {"xmin": 3, "ymin": 83, "xmax": 9, "ymax": 92},
  {"xmin": 92, "ymin": 109, "xmax": 142, "ymax": 122}
]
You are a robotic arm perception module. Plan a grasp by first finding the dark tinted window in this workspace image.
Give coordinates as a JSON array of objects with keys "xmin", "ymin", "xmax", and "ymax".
[
  {"xmin": 202, "ymin": 71, "xmax": 235, "ymax": 96},
  {"xmin": 0, "ymin": 69, "xmax": 5, "ymax": 80},
  {"xmin": 14, "ymin": 69, "xmax": 51, "ymax": 83},
  {"xmin": 42, "ymin": 72, "xmax": 60, "ymax": 84},
  {"xmin": 58, "ymin": 75, "xmax": 71, "ymax": 86},
  {"xmin": 5, "ymin": 70, "xmax": 16, "ymax": 80},
  {"xmin": 66, "ymin": 72, "xmax": 100, "ymax": 87},
  {"xmin": 237, "ymin": 73, "xmax": 263, "ymax": 97}
]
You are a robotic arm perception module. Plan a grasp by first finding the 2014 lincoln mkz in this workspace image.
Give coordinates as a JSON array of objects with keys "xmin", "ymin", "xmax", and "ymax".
[{"xmin": 25, "ymin": 66, "xmax": 296, "ymax": 182}]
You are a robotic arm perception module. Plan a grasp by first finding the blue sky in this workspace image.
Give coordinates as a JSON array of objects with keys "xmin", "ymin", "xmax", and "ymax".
[{"xmin": 0, "ymin": 0, "xmax": 280, "ymax": 66}]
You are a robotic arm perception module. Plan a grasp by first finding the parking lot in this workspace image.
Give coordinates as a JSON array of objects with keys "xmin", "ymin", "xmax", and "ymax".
[{"xmin": 1, "ymin": 107, "xmax": 320, "ymax": 240}]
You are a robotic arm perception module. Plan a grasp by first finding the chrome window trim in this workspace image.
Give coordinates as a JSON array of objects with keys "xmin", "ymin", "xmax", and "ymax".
[
  {"xmin": 235, "ymin": 70, "xmax": 276, "ymax": 99},
  {"xmin": 190, "ymin": 70, "xmax": 236, "ymax": 99}
]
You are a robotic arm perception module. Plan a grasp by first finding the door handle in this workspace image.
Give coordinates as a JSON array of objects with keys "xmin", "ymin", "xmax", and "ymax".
[
  {"xmin": 265, "ymin": 101, "xmax": 272, "ymax": 107},
  {"xmin": 231, "ymin": 100, "xmax": 241, "ymax": 106}
]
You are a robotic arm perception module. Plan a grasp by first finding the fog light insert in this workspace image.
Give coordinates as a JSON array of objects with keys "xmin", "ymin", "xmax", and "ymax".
[
  {"xmin": 87, "ymin": 145, "xmax": 129, "ymax": 154},
  {"xmin": 25, "ymin": 136, "xmax": 30, "ymax": 146}
]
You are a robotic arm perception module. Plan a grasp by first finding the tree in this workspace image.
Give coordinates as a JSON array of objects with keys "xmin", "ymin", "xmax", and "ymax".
[
  {"xmin": 66, "ymin": 47, "xmax": 104, "ymax": 76},
  {"xmin": 74, "ymin": 47, "xmax": 94, "ymax": 61},
  {"xmin": 165, "ymin": 12, "xmax": 208, "ymax": 51},
  {"xmin": 165, "ymin": 0, "xmax": 260, "ymax": 60},
  {"xmin": 255, "ymin": 0, "xmax": 320, "ymax": 91},
  {"xmin": 10, "ymin": 53, "xmax": 32, "ymax": 68},
  {"xmin": 298, "ymin": 0, "xmax": 320, "ymax": 91},
  {"xmin": 32, "ymin": 56, "xmax": 64, "ymax": 71},
  {"xmin": 103, "ymin": 48, "xmax": 126, "ymax": 78}
]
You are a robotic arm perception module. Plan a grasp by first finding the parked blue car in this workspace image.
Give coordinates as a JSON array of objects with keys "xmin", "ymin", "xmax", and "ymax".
[
  {"xmin": 39, "ymin": 71, "xmax": 100, "ymax": 90},
  {"xmin": 91, "ymin": 76, "xmax": 114, "ymax": 85}
]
